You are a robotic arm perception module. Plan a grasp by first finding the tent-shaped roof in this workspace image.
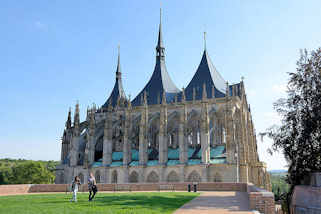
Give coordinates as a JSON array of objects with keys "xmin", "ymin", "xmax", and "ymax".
[
  {"xmin": 131, "ymin": 10, "xmax": 180, "ymax": 106},
  {"xmin": 183, "ymin": 49, "xmax": 227, "ymax": 101}
]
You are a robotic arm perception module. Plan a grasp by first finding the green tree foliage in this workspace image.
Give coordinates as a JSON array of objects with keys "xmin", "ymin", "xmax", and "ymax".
[
  {"xmin": 261, "ymin": 48, "xmax": 321, "ymax": 212},
  {"xmin": 270, "ymin": 172, "xmax": 289, "ymax": 201},
  {"xmin": 0, "ymin": 159, "xmax": 58, "ymax": 184}
]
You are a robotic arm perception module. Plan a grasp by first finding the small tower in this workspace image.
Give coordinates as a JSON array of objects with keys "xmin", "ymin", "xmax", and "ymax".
[
  {"xmin": 181, "ymin": 87, "xmax": 186, "ymax": 103},
  {"xmin": 73, "ymin": 102, "xmax": 80, "ymax": 136},
  {"xmin": 192, "ymin": 87, "xmax": 196, "ymax": 102},
  {"xmin": 162, "ymin": 90, "xmax": 166, "ymax": 105},
  {"xmin": 65, "ymin": 108, "xmax": 72, "ymax": 130},
  {"xmin": 202, "ymin": 83, "xmax": 207, "ymax": 101},
  {"xmin": 143, "ymin": 91, "xmax": 148, "ymax": 106}
]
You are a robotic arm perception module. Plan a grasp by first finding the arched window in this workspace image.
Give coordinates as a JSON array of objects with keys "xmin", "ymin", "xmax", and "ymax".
[
  {"xmin": 95, "ymin": 136, "xmax": 103, "ymax": 161},
  {"xmin": 167, "ymin": 171, "xmax": 180, "ymax": 183},
  {"xmin": 187, "ymin": 170, "xmax": 201, "ymax": 182},
  {"xmin": 129, "ymin": 171, "xmax": 139, "ymax": 183},
  {"xmin": 146, "ymin": 171, "xmax": 159, "ymax": 183}
]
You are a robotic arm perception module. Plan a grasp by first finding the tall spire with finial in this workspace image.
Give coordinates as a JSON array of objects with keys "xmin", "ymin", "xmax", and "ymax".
[
  {"xmin": 183, "ymin": 32, "xmax": 226, "ymax": 101},
  {"xmin": 116, "ymin": 45, "xmax": 121, "ymax": 80},
  {"xmin": 102, "ymin": 46, "xmax": 126, "ymax": 108},
  {"xmin": 156, "ymin": 8, "xmax": 165, "ymax": 59},
  {"xmin": 131, "ymin": 7, "xmax": 180, "ymax": 106},
  {"xmin": 204, "ymin": 31, "xmax": 207, "ymax": 51}
]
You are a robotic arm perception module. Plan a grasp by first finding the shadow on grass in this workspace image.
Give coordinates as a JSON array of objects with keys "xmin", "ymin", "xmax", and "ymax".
[{"xmin": 93, "ymin": 193, "xmax": 196, "ymax": 210}]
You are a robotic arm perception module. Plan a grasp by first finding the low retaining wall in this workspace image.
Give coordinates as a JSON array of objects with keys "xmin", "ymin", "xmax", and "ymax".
[
  {"xmin": 247, "ymin": 183, "xmax": 275, "ymax": 214},
  {"xmin": 25, "ymin": 182, "xmax": 248, "ymax": 193},
  {"xmin": 0, "ymin": 184, "xmax": 31, "ymax": 195}
]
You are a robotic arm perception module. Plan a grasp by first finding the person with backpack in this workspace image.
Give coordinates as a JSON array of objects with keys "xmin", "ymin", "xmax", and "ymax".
[
  {"xmin": 70, "ymin": 176, "xmax": 81, "ymax": 202},
  {"xmin": 88, "ymin": 172, "xmax": 98, "ymax": 201}
]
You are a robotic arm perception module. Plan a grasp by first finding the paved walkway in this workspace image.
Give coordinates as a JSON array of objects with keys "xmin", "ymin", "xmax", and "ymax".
[{"xmin": 173, "ymin": 191, "xmax": 255, "ymax": 214}]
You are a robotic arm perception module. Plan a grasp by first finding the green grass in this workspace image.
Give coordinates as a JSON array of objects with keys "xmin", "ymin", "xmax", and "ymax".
[{"xmin": 0, "ymin": 192, "xmax": 199, "ymax": 214}]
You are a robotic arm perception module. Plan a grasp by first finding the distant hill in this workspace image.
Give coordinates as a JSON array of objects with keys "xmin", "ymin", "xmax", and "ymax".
[{"xmin": 269, "ymin": 169, "xmax": 287, "ymax": 174}]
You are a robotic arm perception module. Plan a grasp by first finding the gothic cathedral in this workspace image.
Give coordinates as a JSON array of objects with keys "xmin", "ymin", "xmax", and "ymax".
[{"xmin": 56, "ymin": 12, "xmax": 271, "ymax": 190}]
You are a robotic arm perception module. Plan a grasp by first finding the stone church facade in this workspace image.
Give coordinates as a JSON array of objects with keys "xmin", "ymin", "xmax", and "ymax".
[{"xmin": 56, "ymin": 12, "xmax": 271, "ymax": 190}]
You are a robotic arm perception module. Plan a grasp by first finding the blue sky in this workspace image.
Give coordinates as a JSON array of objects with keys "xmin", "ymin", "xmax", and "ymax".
[{"xmin": 1, "ymin": 1, "xmax": 321, "ymax": 170}]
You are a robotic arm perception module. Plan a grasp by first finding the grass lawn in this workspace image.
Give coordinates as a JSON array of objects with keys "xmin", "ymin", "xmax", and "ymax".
[{"xmin": 0, "ymin": 192, "xmax": 199, "ymax": 214}]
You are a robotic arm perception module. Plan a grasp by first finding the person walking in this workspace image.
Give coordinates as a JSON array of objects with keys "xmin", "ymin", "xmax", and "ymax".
[
  {"xmin": 88, "ymin": 172, "xmax": 98, "ymax": 201},
  {"xmin": 70, "ymin": 176, "xmax": 81, "ymax": 202}
]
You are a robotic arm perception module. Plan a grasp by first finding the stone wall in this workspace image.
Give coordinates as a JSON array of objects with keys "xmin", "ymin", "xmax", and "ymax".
[
  {"xmin": 291, "ymin": 185, "xmax": 321, "ymax": 214},
  {"xmin": 0, "ymin": 184, "xmax": 31, "ymax": 195},
  {"xmin": 247, "ymin": 183, "xmax": 275, "ymax": 214}
]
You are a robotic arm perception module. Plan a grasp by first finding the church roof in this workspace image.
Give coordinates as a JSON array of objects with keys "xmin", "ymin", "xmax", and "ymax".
[
  {"xmin": 182, "ymin": 49, "xmax": 227, "ymax": 101},
  {"xmin": 102, "ymin": 51, "xmax": 126, "ymax": 108},
  {"xmin": 131, "ymin": 10, "xmax": 180, "ymax": 106}
]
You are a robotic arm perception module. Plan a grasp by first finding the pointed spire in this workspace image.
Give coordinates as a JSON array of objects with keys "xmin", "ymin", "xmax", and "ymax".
[
  {"xmin": 74, "ymin": 101, "xmax": 80, "ymax": 136},
  {"xmin": 182, "ymin": 87, "xmax": 186, "ymax": 102},
  {"xmin": 157, "ymin": 8, "xmax": 164, "ymax": 48},
  {"xmin": 226, "ymin": 82, "xmax": 229, "ymax": 97},
  {"xmin": 131, "ymin": 8, "xmax": 180, "ymax": 106},
  {"xmin": 102, "ymin": 47, "xmax": 126, "ymax": 108},
  {"xmin": 89, "ymin": 107, "xmax": 95, "ymax": 136},
  {"xmin": 204, "ymin": 31, "xmax": 207, "ymax": 51},
  {"xmin": 162, "ymin": 90, "xmax": 166, "ymax": 105},
  {"xmin": 127, "ymin": 94, "xmax": 132, "ymax": 109},
  {"xmin": 86, "ymin": 106, "xmax": 90, "ymax": 119},
  {"xmin": 202, "ymin": 83, "xmax": 207, "ymax": 100},
  {"xmin": 116, "ymin": 45, "xmax": 121, "ymax": 80},
  {"xmin": 143, "ymin": 91, "xmax": 148, "ymax": 106},
  {"xmin": 66, "ymin": 107, "xmax": 72, "ymax": 129},
  {"xmin": 211, "ymin": 85, "xmax": 215, "ymax": 99},
  {"xmin": 107, "ymin": 99, "xmax": 113, "ymax": 112},
  {"xmin": 156, "ymin": 8, "xmax": 165, "ymax": 59}
]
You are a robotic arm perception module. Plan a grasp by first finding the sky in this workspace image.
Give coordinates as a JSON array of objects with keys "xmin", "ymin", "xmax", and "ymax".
[{"xmin": 1, "ymin": 1, "xmax": 321, "ymax": 170}]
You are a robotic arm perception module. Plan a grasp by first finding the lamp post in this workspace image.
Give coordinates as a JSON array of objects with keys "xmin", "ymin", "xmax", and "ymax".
[{"xmin": 233, "ymin": 118, "xmax": 239, "ymax": 183}]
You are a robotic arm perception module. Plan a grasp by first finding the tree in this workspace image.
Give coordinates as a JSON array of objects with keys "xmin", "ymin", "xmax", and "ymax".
[
  {"xmin": 11, "ymin": 161, "xmax": 55, "ymax": 184},
  {"xmin": 261, "ymin": 48, "xmax": 321, "ymax": 209}
]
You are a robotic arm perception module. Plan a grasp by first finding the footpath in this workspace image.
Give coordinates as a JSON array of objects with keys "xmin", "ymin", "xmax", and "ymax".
[{"xmin": 173, "ymin": 191, "xmax": 257, "ymax": 214}]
